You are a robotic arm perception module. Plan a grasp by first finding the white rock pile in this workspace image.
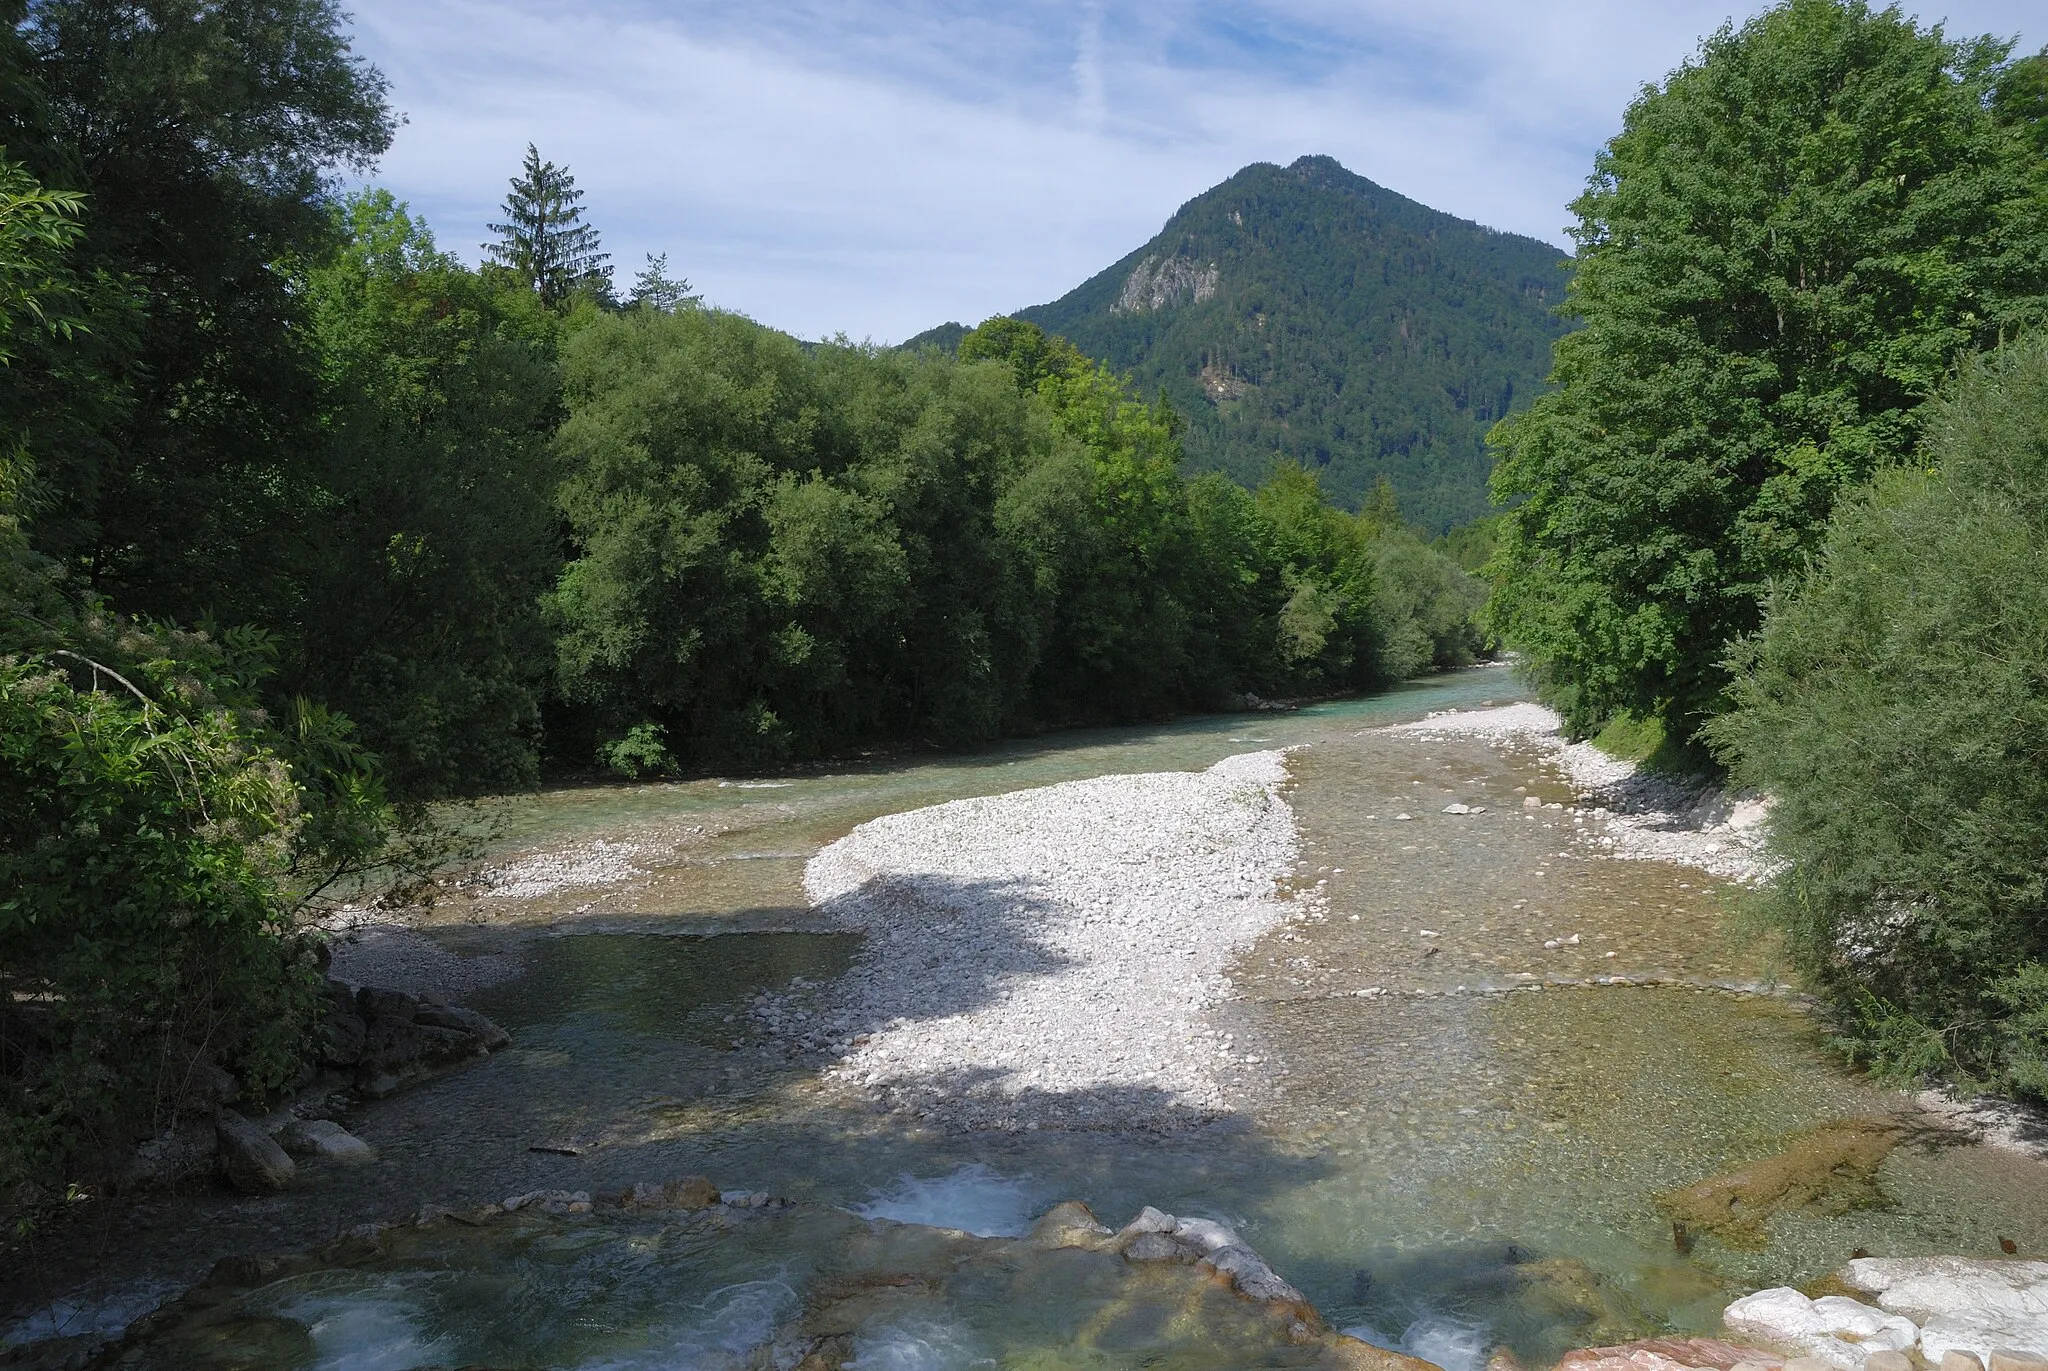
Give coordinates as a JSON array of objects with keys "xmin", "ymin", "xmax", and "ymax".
[
  {"xmin": 1725, "ymin": 1259, "xmax": 2048, "ymax": 1370},
  {"xmin": 1386, "ymin": 704, "xmax": 1773, "ymax": 882},
  {"xmin": 779, "ymin": 751, "xmax": 1309, "ymax": 1130}
]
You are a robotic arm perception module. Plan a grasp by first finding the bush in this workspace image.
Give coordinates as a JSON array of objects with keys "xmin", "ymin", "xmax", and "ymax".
[{"xmin": 1709, "ymin": 337, "xmax": 2048, "ymax": 1094}]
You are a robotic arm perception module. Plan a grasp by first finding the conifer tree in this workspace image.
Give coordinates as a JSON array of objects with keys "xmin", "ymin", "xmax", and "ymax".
[
  {"xmin": 483, "ymin": 144, "xmax": 611, "ymax": 306},
  {"xmin": 629, "ymin": 252, "xmax": 697, "ymax": 312}
]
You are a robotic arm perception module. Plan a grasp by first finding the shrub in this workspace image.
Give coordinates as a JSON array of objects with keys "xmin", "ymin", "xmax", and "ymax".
[{"xmin": 1710, "ymin": 337, "xmax": 2048, "ymax": 1094}]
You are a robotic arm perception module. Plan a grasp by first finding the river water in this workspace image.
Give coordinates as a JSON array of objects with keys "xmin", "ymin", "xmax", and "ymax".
[{"xmin": 17, "ymin": 665, "xmax": 2048, "ymax": 1369}]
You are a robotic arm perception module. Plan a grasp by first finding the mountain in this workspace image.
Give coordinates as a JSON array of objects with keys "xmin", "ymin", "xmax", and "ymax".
[{"xmin": 923, "ymin": 156, "xmax": 1574, "ymax": 531}]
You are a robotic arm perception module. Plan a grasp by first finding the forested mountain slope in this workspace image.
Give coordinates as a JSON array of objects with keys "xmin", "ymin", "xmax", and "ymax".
[{"xmin": 916, "ymin": 156, "xmax": 1573, "ymax": 530}]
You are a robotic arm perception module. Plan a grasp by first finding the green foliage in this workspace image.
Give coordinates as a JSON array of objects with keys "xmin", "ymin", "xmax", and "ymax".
[
  {"xmin": 484, "ymin": 144, "xmax": 612, "ymax": 307},
  {"xmin": 0, "ymin": 154, "xmax": 82, "ymax": 361},
  {"xmin": 2, "ymin": 0, "xmax": 395, "ymax": 626},
  {"xmin": 1434, "ymin": 514, "xmax": 1502, "ymax": 574},
  {"xmin": 1588, "ymin": 712, "xmax": 1667, "ymax": 767},
  {"xmin": 548, "ymin": 313, "xmax": 1487, "ymax": 769},
  {"xmin": 1013, "ymin": 155, "xmax": 1572, "ymax": 531},
  {"xmin": 288, "ymin": 190, "xmax": 563, "ymax": 798},
  {"xmin": 1709, "ymin": 337, "xmax": 2048, "ymax": 1096},
  {"xmin": 1490, "ymin": 0, "xmax": 2048, "ymax": 745},
  {"xmin": 0, "ymin": 463, "xmax": 393, "ymax": 1199}
]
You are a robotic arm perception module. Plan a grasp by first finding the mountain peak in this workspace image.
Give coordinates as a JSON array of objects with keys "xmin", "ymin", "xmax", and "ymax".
[{"xmin": 1014, "ymin": 156, "xmax": 1570, "ymax": 530}]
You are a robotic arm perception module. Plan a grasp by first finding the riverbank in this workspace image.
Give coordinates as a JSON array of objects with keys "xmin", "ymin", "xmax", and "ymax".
[{"xmin": 1386, "ymin": 703, "xmax": 1772, "ymax": 883}]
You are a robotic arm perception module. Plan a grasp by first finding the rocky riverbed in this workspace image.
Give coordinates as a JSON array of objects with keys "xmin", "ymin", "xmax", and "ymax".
[{"xmin": 1385, "ymin": 704, "xmax": 1772, "ymax": 884}]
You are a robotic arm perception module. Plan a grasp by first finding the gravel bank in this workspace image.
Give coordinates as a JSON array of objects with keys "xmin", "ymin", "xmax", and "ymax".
[
  {"xmin": 772, "ymin": 752, "xmax": 1312, "ymax": 1131},
  {"xmin": 1385, "ymin": 704, "xmax": 1773, "ymax": 883}
]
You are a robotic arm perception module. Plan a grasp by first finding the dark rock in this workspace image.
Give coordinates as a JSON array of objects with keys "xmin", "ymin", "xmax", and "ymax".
[
  {"xmin": 322, "ymin": 982, "xmax": 368, "ymax": 1067},
  {"xmin": 415, "ymin": 1004, "xmax": 511, "ymax": 1051},
  {"xmin": 356, "ymin": 986, "xmax": 419, "ymax": 1025},
  {"xmin": 416, "ymin": 1023, "xmax": 482, "ymax": 1064},
  {"xmin": 118, "ymin": 1120, "xmax": 218, "ymax": 1192},
  {"xmin": 185, "ymin": 1056, "xmax": 240, "ymax": 1107},
  {"xmin": 1124, "ymin": 1231, "xmax": 1187, "ymax": 1262},
  {"xmin": 359, "ymin": 1015, "xmax": 421, "ymax": 1072},
  {"xmin": 217, "ymin": 1110, "xmax": 296, "ymax": 1193}
]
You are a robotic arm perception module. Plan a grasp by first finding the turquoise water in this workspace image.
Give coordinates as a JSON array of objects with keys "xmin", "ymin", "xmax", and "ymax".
[{"xmin": 26, "ymin": 666, "xmax": 2048, "ymax": 1369}]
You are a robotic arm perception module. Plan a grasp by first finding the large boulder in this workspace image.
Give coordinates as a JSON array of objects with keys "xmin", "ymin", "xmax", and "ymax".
[
  {"xmin": 321, "ymin": 981, "xmax": 368, "ymax": 1067},
  {"xmin": 217, "ymin": 1110, "xmax": 296, "ymax": 1193},
  {"xmin": 1724, "ymin": 1288, "xmax": 1916, "ymax": 1368},
  {"xmin": 415, "ymin": 1004, "xmax": 511, "ymax": 1051},
  {"xmin": 1841, "ymin": 1257, "xmax": 2048, "ymax": 1363},
  {"xmin": 275, "ymin": 1118, "xmax": 376, "ymax": 1164}
]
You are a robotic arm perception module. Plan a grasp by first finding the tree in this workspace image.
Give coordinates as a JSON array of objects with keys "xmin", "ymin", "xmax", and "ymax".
[
  {"xmin": 1487, "ymin": 0, "xmax": 2048, "ymax": 747},
  {"xmin": 484, "ymin": 144, "xmax": 612, "ymax": 307},
  {"xmin": 0, "ymin": 156, "xmax": 393, "ymax": 1201},
  {"xmin": 1, "ymin": 0, "xmax": 395, "ymax": 627},
  {"xmin": 291, "ymin": 190, "xmax": 563, "ymax": 798},
  {"xmin": 629, "ymin": 252, "xmax": 698, "ymax": 312},
  {"xmin": 1708, "ymin": 338, "xmax": 2048, "ymax": 1096},
  {"xmin": 0, "ymin": 156, "xmax": 83, "ymax": 363}
]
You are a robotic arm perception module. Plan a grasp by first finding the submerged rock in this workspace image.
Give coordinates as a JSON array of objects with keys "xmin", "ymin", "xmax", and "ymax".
[
  {"xmin": 1661, "ymin": 1119, "xmax": 1901, "ymax": 1246},
  {"xmin": 1558, "ymin": 1336, "xmax": 1786, "ymax": 1371},
  {"xmin": 1028, "ymin": 1199, "xmax": 1113, "ymax": 1249},
  {"xmin": 97, "ymin": 1186, "xmax": 1423, "ymax": 1370},
  {"xmin": 617, "ymin": 1174, "xmax": 720, "ymax": 1210}
]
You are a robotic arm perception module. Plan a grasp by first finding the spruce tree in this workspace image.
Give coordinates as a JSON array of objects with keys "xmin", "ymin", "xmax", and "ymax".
[
  {"xmin": 629, "ymin": 252, "xmax": 697, "ymax": 312},
  {"xmin": 483, "ymin": 144, "xmax": 611, "ymax": 306}
]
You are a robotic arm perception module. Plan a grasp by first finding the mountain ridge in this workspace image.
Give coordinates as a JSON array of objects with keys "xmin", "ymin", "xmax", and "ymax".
[{"xmin": 911, "ymin": 155, "xmax": 1572, "ymax": 530}]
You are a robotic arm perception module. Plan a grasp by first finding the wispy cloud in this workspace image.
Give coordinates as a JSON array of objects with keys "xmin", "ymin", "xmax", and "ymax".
[{"xmin": 342, "ymin": 0, "xmax": 2042, "ymax": 343}]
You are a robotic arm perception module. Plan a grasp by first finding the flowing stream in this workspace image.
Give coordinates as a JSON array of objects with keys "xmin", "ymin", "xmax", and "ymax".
[{"xmin": 17, "ymin": 665, "xmax": 2048, "ymax": 1369}]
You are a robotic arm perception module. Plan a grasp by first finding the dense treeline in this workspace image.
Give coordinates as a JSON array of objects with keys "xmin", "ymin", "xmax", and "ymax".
[
  {"xmin": 1489, "ymin": 0, "xmax": 2048, "ymax": 752},
  {"xmin": 550, "ymin": 310, "xmax": 1484, "ymax": 774},
  {"xmin": 0, "ymin": 2, "xmax": 1489, "ymax": 1201},
  {"xmin": 1487, "ymin": 0, "xmax": 2048, "ymax": 1089},
  {"xmin": 1712, "ymin": 340, "xmax": 2048, "ymax": 1097}
]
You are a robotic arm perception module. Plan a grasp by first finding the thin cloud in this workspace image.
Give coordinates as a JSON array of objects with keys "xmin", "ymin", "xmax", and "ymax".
[{"xmin": 342, "ymin": 0, "xmax": 2042, "ymax": 343}]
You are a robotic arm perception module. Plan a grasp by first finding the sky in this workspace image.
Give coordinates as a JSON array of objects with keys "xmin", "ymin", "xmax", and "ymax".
[{"xmin": 343, "ymin": 0, "xmax": 2042, "ymax": 344}]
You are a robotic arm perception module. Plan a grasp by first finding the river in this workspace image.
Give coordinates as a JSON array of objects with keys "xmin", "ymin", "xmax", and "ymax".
[{"xmin": 14, "ymin": 664, "xmax": 2048, "ymax": 1369}]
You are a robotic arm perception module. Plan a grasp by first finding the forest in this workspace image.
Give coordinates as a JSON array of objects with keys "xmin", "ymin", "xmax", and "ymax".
[{"xmin": 0, "ymin": 1, "xmax": 1486, "ymax": 1197}]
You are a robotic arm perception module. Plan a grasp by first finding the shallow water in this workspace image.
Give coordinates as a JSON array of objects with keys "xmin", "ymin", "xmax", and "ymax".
[{"xmin": 19, "ymin": 666, "xmax": 2048, "ymax": 1367}]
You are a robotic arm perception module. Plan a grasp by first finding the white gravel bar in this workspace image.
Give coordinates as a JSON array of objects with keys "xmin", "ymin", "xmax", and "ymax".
[
  {"xmin": 782, "ymin": 751, "xmax": 1308, "ymax": 1131},
  {"xmin": 1386, "ymin": 703, "xmax": 1773, "ymax": 882}
]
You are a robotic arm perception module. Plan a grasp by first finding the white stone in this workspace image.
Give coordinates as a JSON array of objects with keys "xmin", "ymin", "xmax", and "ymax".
[
  {"xmin": 1725, "ymin": 1287, "xmax": 1918, "ymax": 1368},
  {"xmin": 1842, "ymin": 1257, "xmax": 2048, "ymax": 1363},
  {"xmin": 800, "ymin": 752, "xmax": 1303, "ymax": 1130}
]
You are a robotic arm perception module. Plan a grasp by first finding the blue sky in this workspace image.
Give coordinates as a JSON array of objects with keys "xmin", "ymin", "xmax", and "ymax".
[{"xmin": 343, "ymin": 0, "xmax": 2042, "ymax": 344}]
